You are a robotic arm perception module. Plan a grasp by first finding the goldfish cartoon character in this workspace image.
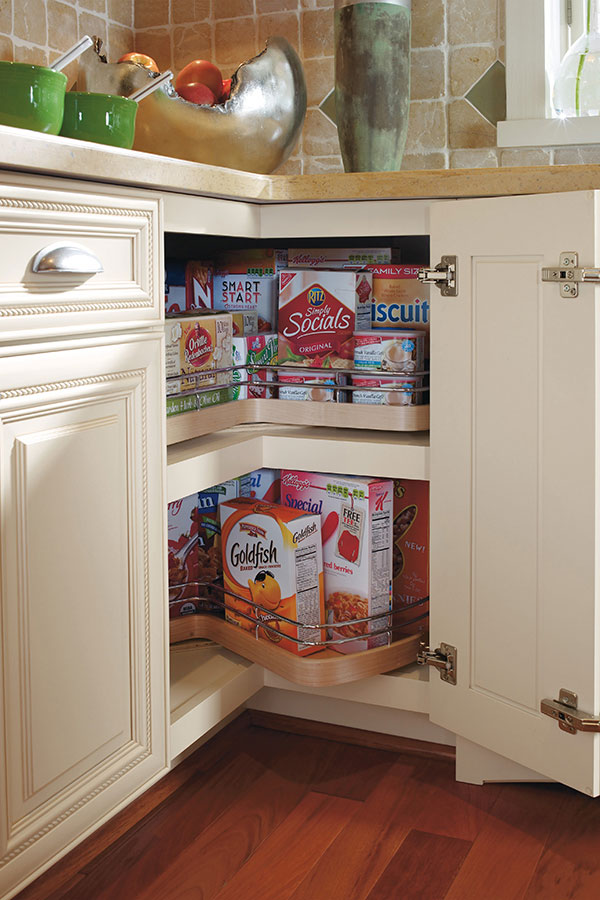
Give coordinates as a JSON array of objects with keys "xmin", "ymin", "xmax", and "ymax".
[{"xmin": 248, "ymin": 570, "xmax": 281, "ymax": 611}]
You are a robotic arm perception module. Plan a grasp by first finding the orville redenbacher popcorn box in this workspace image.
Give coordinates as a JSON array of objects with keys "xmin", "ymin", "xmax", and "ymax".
[
  {"xmin": 367, "ymin": 264, "xmax": 430, "ymax": 355},
  {"xmin": 281, "ymin": 471, "xmax": 393, "ymax": 653},
  {"xmin": 287, "ymin": 247, "xmax": 391, "ymax": 268},
  {"xmin": 278, "ymin": 269, "xmax": 372, "ymax": 369},
  {"xmin": 220, "ymin": 498, "xmax": 325, "ymax": 655},
  {"xmin": 164, "ymin": 313, "xmax": 232, "ymax": 384},
  {"xmin": 392, "ymin": 479, "xmax": 429, "ymax": 635}
]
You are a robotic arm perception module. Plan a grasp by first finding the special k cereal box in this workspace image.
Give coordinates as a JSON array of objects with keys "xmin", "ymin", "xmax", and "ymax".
[
  {"xmin": 281, "ymin": 471, "xmax": 393, "ymax": 654},
  {"xmin": 287, "ymin": 247, "xmax": 391, "ymax": 269},
  {"xmin": 367, "ymin": 264, "xmax": 430, "ymax": 354},
  {"xmin": 278, "ymin": 269, "xmax": 372, "ymax": 369},
  {"xmin": 164, "ymin": 313, "xmax": 232, "ymax": 383},
  {"xmin": 392, "ymin": 480, "xmax": 429, "ymax": 635},
  {"xmin": 220, "ymin": 498, "xmax": 324, "ymax": 656}
]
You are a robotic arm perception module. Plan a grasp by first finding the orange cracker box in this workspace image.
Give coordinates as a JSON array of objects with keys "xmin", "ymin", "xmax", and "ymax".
[
  {"xmin": 278, "ymin": 269, "xmax": 372, "ymax": 369},
  {"xmin": 367, "ymin": 264, "xmax": 430, "ymax": 355},
  {"xmin": 392, "ymin": 479, "xmax": 429, "ymax": 635},
  {"xmin": 281, "ymin": 471, "xmax": 393, "ymax": 654},
  {"xmin": 220, "ymin": 497, "xmax": 324, "ymax": 656}
]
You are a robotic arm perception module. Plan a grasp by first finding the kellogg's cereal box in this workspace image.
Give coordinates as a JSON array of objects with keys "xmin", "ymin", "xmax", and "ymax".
[
  {"xmin": 216, "ymin": 248, "xmax": 288, "ymax": 277},
  {"xmin": 249, "ymin": 469, "xmax": 281, "ymax": 502},
  {"xmin": 367, "ymin": 264, "xmax": 430, "ymax": 355},
  {"xmin": 220, "ymin": 498, "xmax": 324, "ymax": 656},
  {"xmin": 281, "ymin": 471, "xmax": 393, "ymax": 654},
  {"xmin": 278, "ymin": 269, "xmax": 372, "ymax": 370},
  {"xmin": 392, "ymin": 480, "xmax": 429, "ymax": 635},
  {"xmin": 287, "ymin": 247, "xmax": 391, "ymax": 269},
  {"xmin": 164, "ymin": 314, "xmax": 232, "ymax": 384}
]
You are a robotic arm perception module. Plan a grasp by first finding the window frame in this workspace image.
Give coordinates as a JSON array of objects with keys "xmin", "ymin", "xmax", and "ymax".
[{"xmin": 497, "ymin": 0, "xmax": 600, "ymax": 147}]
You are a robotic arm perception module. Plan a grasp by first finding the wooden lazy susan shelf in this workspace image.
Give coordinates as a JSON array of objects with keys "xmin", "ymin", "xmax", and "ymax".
[
  {"xmin": 167, "ymin": 398, "xmax": 430, "ymax": 445},
  {"xmin": 169, "ymin": 615, "xmax": 422, "ymax": 687}
]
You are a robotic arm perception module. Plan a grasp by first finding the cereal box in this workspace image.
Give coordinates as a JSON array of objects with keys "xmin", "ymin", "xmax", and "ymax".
[
  {"xmin": 249, "ymin": 469, "xmax": 281, "ymax": 502},
  {"xmin": 220, "ymin": 497, "xmax": 325, "ymax": 656},
  {"xmin": 164, "ymin": 314, "xmax": 232, "ymax": 383},
  {"xmin": 213, "ymin": 274, "xmax": 278, "ymax": 333},
  {"xmin": 278, "ymin": 269, "xmax": 372, "ymax": 369},
  {"xmin": 281, "ymin": 471, "xmax": 393, "ymax": 654},
  {"xmin": 232, "ymin": 333, "xmax": 277, "ymax": 400},
  {"xmin": 367, "ymin": 264, "xmax": 430, "ymax": 354},
  {"xmin": 287, "ymin": 247, "xmax": 391, "ymax": 269},
  {"xmin": 278, "ymin": 373, "xmax": 346, "ymax": 402},
  {"xmin": 165, "ymin": 260, "xmax": 212, "ymax": 314},
  {"xmin": 216, "ymin": 248, "xmax": 288, "ymax": 276},
  {"xmin": 392, "ymin": 480, "xmax": 429, "ymax": 635},
  {"xmin": 231, "ymin": 311, "xmax": 259, "ymax": 336}
]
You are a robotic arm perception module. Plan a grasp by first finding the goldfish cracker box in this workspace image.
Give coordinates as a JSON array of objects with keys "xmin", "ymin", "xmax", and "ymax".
[
  {"xmin": 281, "ymin": 471, "xmax": 393, "ymax": 654},
  {"xmin": 278, "ymin": 269, "xmax": 372, "ymax": 369},
  {"xmin": 367, "ymin": 264, "xmax": 430, "ymax": 355},
  {"xmin": 220, "ymin": 498, "xmax": 325, "ymax": 656},
  {"xmin": 392, "ymin": 479, "xmax": 429, "ymax": 635}
]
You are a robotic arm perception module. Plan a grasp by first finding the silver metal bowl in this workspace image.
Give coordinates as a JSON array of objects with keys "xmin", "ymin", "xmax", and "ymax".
[{"xmin": 77, "ymin": 38, "xmax": 307, "ymax": 174}]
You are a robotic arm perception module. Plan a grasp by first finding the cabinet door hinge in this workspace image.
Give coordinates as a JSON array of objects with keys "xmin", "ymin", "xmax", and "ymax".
[
  {"xmin": 417, "ymin": 642, "xmax": 457, "ymax": 684},
  {"xmin": 541, "ymin": 689, "xmax": 600, "ymax": 735},
  {"xmin": 418, "ymin": 256, "xmax": 458, "ymax": 297},
  {"xmin": 541, "ymin": 251, "xmax": 600, "ymax": 298}
]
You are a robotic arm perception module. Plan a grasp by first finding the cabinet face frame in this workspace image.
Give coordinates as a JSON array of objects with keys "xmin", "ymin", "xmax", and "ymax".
[{"xmin": 0, "ymin": 331, "xmax": 168, "ymax": 896}]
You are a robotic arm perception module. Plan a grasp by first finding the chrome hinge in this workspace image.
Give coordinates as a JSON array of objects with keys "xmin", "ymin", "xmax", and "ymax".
[
  {"xmin": 418, "ymin": 256, "xmax": 458, "ymax": 297},
  {"xmin": 541, "ymin": 688, "xmax": 600, "ymax": 735},
  {"xmin": 541, "ymin": 251, "xmax": 600, "ymax": 298},
  {"xmin": 417, "ymin": 642, "xmax": 457, "ymax": 685}
]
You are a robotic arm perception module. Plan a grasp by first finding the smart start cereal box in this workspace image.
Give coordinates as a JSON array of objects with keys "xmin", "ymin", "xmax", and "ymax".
[
  {"xmin": 164, "ymin": 314, "xmax": 232, "ymax": 383},
  {"xmin": 392, "ymin": 479, "xmax": 429, "ymax": 635},
  {"xmin": 281, "ymin": 471, "xmax": 393, "ymax": 654},
  {"xmin": 278, "ymin": 269, "xmax": 372, "ymax": 370},
  {"xmin": 213, "ymin": 275, "xmax": 278, "ymax": 333},
  {"xmin": 220, "ymin": 498, "xmax": 324, "ymax": 656}
]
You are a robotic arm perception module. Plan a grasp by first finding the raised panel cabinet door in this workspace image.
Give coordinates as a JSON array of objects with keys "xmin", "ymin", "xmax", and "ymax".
[
  {"xmin": 429, "ymin": 190, "xmax": 600, "ymax": 795},
  {"xmin": 0, "ymin": 332, "xmax": 168, "ymax": 899}
]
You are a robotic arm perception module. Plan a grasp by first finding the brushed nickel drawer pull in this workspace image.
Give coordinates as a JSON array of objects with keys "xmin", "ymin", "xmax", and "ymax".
[{"xmin": 32, "ymin": 242, "xmax": 104, "ymax": 275}]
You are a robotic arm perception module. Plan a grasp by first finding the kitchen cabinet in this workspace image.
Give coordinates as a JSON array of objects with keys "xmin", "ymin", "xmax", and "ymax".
[{"xmin": 1, "ymin": 131, "xmax": 599, "ymax": 897}]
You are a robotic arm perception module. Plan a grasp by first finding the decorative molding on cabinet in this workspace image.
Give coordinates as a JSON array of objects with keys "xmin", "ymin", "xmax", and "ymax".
[{"xmin": 0, "ymin": 370, "xmax": 144, "ymax": 400}]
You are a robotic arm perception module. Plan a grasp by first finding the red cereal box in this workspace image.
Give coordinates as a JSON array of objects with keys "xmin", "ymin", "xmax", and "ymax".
[
  {"xmin": 278, "ymin": 269, "xmax": 372, "ymax": 370},
  {"xmin": 392, "ymin": 479, "xmax": 429, "ymax": 635}
]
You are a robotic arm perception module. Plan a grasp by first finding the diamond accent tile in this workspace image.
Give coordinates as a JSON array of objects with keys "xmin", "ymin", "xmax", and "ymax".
[
  {"xmin": 466, "ymin": 59, "xmax": 506, "ymax": 126},
  {"xmin": 319, "ymin": 87, "xmax": 337, "ymax": 127}
]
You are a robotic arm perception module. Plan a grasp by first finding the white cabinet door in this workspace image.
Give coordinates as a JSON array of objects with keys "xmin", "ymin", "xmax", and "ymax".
[
  {"xmin": 429, "ymin": 190, "xmax": 600, "ymax": 795},
  {"xmin": 0, "ymin": 332, "xmax": 168, "ymax": 898}
]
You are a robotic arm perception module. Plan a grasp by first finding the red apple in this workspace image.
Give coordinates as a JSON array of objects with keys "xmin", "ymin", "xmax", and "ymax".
[
  {"xmin": 220, "ymin": 78, "xmax": 232, "ymax": 102},
  {"xmin": 118, "ymin": 52, "xmax": 160, "ymax": 73},
  {"xmin": 176, "ymin": 59, "xmax": 223, "ymax": 100},
  {"xmin": 177, "ymin": 82, "xmax": 216, "ymax": 106}
]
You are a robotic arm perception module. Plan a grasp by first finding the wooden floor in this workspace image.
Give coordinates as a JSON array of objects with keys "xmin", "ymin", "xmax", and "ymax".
[{"xmin": 15, "ymin": 713, "xmax": 600, "ymax": 900}]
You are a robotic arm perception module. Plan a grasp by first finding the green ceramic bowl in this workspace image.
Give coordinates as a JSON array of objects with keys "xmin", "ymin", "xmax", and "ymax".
[
  {"xmin": 0, "ymin": 61, "xmax": 67, "ymax": 134},
  {"xmin": 60, "ymin": 91, "xmax": 137, "ymax": 148}
]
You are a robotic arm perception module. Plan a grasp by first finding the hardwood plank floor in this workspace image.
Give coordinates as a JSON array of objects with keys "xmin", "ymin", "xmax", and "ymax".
[{"xmin": 14, "ymin": 715, "xmax": 600, "ymax": 900}]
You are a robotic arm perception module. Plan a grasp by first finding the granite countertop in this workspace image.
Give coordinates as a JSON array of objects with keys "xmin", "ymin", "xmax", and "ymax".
[{"xmin": 1, "ymin": 123, "xmax": 599, "ymax": 203}]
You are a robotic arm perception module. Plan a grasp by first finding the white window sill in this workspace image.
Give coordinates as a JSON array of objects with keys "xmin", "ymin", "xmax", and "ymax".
[{"xmin": 498, "ymin": 116, "xmax": 600, "ymax": 147}]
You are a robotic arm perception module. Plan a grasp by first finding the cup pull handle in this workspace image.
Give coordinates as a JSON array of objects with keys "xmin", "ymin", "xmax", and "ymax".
[{"xmin": 32, "ymin": 242, "xmax": 104, "ymax": 275}]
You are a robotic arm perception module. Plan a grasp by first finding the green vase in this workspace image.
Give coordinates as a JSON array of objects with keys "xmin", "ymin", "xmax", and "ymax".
[{"xmin": 334, "ymin": 0, "xmax": 411, "ymax": 172}]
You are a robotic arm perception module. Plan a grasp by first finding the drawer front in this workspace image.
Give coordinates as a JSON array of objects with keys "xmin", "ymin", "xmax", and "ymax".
[{"xmin": 0, "ymin": 181, "xmax": 162, "ymax": 339}]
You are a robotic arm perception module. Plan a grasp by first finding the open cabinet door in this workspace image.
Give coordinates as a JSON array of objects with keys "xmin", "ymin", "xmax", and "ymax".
[{"xmin": 429, "ymin": 190, "xmax": 600, "ymax": 795}]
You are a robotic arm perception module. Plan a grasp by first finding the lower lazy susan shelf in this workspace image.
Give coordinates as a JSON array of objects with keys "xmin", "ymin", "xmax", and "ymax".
[
  {"xmin": 167, "ymin": 399, "xmax": 430, "ymax": 445},
  {"xmin": 169, "ymin": 614, "xmax": 422, "ymax": 687}
]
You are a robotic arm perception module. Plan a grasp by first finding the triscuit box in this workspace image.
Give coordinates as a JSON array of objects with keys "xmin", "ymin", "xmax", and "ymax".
[
  {"xmin": 392, "ymin": 479, "xmax": 429, "ymax": 635},
  {"xmin": 213, "ymin": 275, "xmax": 278, "ymax": 333},
  {"xmin": 278, "ymin": 269, "xmax": 372, "ymax": 369},
  {"xmin": 288, "ymin": 248, "xmax": 391, "ymax": 268},
  {"xmin": 220, "ymin": 497, "xmax": 325, "ymax": 656},
  {"xmin": 164, "ymin": 313, "xmax": 232, "ymax": 382},
  {"xmin": 281, "ymin": 471, "xmax": 393, "ymax": 654},
  {"xmin": 367, "ymin": 264, "xmax": 430, "ymax": 353}
]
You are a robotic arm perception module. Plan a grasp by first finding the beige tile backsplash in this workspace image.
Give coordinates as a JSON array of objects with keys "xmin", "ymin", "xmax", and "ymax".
[{"xmin": 0, "ymin": 0, "xmax": 595, "ymax": 172}]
